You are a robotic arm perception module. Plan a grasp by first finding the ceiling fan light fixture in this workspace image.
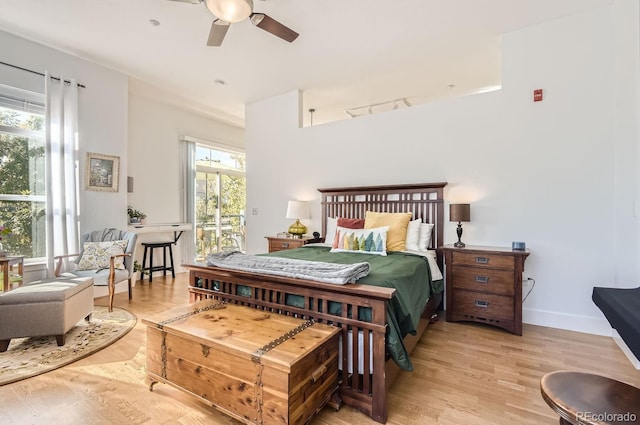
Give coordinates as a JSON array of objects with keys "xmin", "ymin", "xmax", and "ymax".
[
  {"xmin": 250, "ymin": 13, "xmax": 264, "ymax": 26},
  {"xmin": 205, "ymin": 0, "xmax": 253, "ymax": 23}
]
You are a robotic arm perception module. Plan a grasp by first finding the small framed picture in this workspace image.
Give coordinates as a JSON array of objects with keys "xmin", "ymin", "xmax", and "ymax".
[{"xmin": 85, "ymin": 152, "xmax": 120, "ymax": 192}]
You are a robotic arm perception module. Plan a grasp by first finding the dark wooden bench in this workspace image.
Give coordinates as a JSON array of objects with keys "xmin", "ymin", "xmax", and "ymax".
[{"xmin": 592, "ymin": 286, "xmax": 640, "ymax": 360}]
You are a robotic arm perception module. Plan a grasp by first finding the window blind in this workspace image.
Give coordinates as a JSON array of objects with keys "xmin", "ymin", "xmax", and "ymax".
[{"xmin": 0, "ymin": 83, "xmax": 45, "ymax": 115}]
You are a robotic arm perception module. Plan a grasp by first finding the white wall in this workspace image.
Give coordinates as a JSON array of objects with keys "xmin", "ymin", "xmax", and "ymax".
[
  {"xmin": 127, "ymin": 92, "xmax": 244, "ymax": 223},
  {"xmin": 245, "ymin": 4, "xmax": 640, "ymax": 335},
  {"xmin": 612, "ymin": 0, "xmax": 640, "ymax": 287},
  {"xmin": 0, "ymin": 30, "xmax": 129, "ymax": 236},
  {"xmin": 0, "ymin": 29, "xmax": 245, "ymax": 283},
  {"xmin": 127, "ymin": 91, "xmax": 244, "ymax": 270}
]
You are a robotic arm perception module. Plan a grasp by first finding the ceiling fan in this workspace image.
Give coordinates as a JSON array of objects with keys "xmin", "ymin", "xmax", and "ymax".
[{"xmin": 169, "ymin": 0, "xmax": 299, "ymax": 46}]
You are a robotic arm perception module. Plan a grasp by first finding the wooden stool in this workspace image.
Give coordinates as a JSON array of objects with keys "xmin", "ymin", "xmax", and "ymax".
[
  {"xmin": 541, "ymin": 370, "xmax": 640, "ymax": 424},
  {"xmin": 141, "ymin": 242, "xmax": 175, "ymax": 283}
]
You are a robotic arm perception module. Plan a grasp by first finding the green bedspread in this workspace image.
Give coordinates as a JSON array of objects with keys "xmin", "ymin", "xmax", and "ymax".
[{"xmin": 263, "ymin": 245, "xmax": 443, "ymax": 371}]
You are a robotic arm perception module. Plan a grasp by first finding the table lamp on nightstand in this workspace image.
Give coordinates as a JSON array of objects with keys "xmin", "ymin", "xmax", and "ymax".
[
  {"xmin": 450, "ymin": 203, "xmax": 471, "ymax": 248},
  {"xmin": 286, "ymin": 200, "xmax": 310, "ymax": 238}
]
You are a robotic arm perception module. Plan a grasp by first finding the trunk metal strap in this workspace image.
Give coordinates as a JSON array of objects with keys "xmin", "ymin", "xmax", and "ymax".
[
  {"xmin": 251, "ymin": 318, "xmax": 315, "ymax": 364},
  {"xmin": 155, "ymin": 300, "xmax": 227, "ymax": 329}
]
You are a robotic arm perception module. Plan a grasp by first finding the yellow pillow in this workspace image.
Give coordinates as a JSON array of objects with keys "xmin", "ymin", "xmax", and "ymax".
[{"xmin": 364, "ymin": 211, "xmax": 412, "ymax": 251}]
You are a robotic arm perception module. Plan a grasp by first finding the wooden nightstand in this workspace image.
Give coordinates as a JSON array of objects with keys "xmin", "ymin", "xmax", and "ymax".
[
  {"xmin": 438, "ymin": 245, "xmax": 529, "ymax": 335},
  {"xmin": 265, "ymin": 236, "xmax": 321, "ymax": 253}
]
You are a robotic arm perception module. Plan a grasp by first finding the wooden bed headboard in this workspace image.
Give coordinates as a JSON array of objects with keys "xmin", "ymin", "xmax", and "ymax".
[{"xmin": 318, "ymin": 182, "xmax": 447, "ymax": 251}]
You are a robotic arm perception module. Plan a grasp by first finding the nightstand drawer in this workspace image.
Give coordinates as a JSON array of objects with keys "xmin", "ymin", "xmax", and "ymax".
[
  {"xmin": 452, "ymin": 252, "xmax": 514, "ymax": 269},
  {"xmin": 266, "ymin": 236, "xmax": 322, "ymax": 253},
  {"xmin": 452, "ymin": 289, "xmax": 514, "ymax": 321},
  {"xmin": 269, "ymin": 240, "xmax": 303, "ymax": 252},
  {"xmin": 451, "ymin": 266, "xmax": 514, "ymax": 296}
]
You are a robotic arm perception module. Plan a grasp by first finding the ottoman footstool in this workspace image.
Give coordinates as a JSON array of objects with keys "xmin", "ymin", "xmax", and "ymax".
[{"xmin": 0, "ymin": 277, "xmax": 94, "ymax": 352}]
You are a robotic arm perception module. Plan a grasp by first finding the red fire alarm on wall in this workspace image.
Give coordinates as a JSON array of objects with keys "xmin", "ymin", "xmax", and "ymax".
[{"xmin": 533, "ymin": 89, "xmax": 543, "ymax": 102}]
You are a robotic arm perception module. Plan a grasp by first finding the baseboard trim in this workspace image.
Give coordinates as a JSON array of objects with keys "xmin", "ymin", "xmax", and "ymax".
[
  {"xmin": 522, "ymin": 309, "xmax": 640, "ymax": 369},
  {"xmin": 612, "ymin": 330, "xmax": 640, "ymax": 370},
  {"xmin": 522, "ymin": 307, "xmax": 612, "ymax": 336}
]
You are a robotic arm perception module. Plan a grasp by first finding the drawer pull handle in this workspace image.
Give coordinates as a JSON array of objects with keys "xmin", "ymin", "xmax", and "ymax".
[
  {"xmin": 475, "ymin": 256, "xmax": 489, "ymax": 264},
  {"xmin": 475, "ymin": 300, "xmax": 489, "ymax": 308},
  {"xmin": 311, "ymin": 365, "xmax": 327, "ymax": 383},
  {"xmin": 281, "ymin": 243, "xmax": 289, "ymax": 248},
  {"xmin": 474, "ymin": 276, "xmax": 489, "ymax": 283}
]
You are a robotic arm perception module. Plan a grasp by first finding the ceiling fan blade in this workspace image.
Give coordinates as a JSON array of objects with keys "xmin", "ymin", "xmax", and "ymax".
[
  {"xmin": 250, "ymin": 13, "xmax": 299, "ymax": 43},
  {"xmin": 207, "ymin": 19, "xmax": 230, "ymax": 46}
]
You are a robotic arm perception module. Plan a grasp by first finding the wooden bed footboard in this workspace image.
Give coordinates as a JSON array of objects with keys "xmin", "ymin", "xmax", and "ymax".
[
  {"xmin": 184, "ymin": 182, "xmax": 447, "ymax": 423},
  {"xmin": 185, "ymin": 263, "xmax": 413, "ymax": 423}
]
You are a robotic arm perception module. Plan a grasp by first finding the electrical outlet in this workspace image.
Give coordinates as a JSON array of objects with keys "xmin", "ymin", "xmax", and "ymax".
[{"xmin": 252, "ymin": 208, "xmax": 259, "ymax": 215}]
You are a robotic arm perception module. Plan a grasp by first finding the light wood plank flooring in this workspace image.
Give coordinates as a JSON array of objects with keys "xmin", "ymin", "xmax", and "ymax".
[{"xmin": 0, "ymin": 273, "xmax": 638, "ymax": 425}]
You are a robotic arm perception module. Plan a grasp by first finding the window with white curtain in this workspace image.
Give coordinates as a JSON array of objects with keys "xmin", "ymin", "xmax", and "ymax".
[{"xmin": 0, "ymin": 84, "xmax": 46, "ymax": 260}]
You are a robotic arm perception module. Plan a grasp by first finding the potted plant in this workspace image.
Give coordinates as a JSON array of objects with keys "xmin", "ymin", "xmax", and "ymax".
[
  {"xmin": 133, "ymin": 260, "xmax": 149, "ymax": 280},
  {"xmin": 127, "ymin": 206, "xmax": 147, "ymax": 224},
  {"xmin": 0, "ymin": 225, "xmax": 11, "ymax": 257}
]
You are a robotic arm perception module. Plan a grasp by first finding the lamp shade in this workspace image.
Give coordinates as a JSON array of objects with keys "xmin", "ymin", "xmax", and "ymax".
[
  {"xmin": 205, "ymin": 0, "xmax": 253, "ymax": 23},
  {"xmin": 450, "ymin": 203, "xmax": 471, "ymax": 222},
  {"xmin": 286, "ymin": 201, "xmax": 310, "ymax": 220}
]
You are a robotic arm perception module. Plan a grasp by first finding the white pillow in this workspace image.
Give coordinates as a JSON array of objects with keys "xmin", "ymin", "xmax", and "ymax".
[
  {"xmin": 418, "ymin": 223, "xmax": 435, "ymax": 250},
  {"xmin": 324, "ymin": 217, "xmax": 337, "ymax": 244},
  {"xmin": 406, "ymin": 220, "xmax": 435, "ymax": 251},
  {"xmin": 330, "ymin": 226, "xmax": 389, "ymax": 256},
  {"xmin": 405, "ymin": 219, "xmax": 422, "ymax": 251}
]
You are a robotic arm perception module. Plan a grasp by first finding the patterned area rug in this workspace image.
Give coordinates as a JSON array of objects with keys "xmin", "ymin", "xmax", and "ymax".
[{"xmin": 0, "ymin": 306, "xmax": 136, "ymax": 386}]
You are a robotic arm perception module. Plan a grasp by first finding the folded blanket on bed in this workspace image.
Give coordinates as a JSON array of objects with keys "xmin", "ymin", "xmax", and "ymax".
[{"xmin": 205, "ymin": 251, "xmax": 370, "ymax": 284}]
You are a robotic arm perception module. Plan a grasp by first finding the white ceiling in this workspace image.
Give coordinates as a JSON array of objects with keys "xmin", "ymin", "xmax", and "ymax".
[{"xmin": 0, "ymin": 0, "xmax": 611, "ymax": 127}]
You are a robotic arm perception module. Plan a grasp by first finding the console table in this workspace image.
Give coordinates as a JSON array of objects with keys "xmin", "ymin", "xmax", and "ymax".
[
  {"xmin": 127, "ymin": 223, "xmax": 192, "ymax": 281},
  {"xmin": 127, "ymin": 222, "xmax": 192, "ymax": 243},
  {"xmin": 0, "ymin": 255, "xmax": 24, "ymax": 292}
]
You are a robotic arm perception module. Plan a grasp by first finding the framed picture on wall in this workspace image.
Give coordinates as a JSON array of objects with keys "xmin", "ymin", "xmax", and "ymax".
[{"xmin": 85, "ymin": 152, "xmax": 120, "ymax": 192}]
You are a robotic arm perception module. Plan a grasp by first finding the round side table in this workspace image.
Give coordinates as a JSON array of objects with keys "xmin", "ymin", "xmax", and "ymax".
[{"xmin": 540, "ymin": 370, "xmax": 640, "ymax": 424}]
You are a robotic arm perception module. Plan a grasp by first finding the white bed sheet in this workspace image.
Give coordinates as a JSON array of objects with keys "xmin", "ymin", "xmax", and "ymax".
[{"xmin": 339, "ymin": 329, "xmax": 373, "ymax": 374}]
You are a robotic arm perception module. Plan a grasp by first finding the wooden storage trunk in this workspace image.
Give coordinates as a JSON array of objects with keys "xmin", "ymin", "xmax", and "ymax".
[{"xmin": 143, "ymin": 301, "xmax": 340, "ymax": 425}]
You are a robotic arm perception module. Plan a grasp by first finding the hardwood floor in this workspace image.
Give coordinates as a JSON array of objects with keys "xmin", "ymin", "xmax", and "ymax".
[{"xmin": 1, "ymin": 273, "xmax": 638, "ymax": 425}]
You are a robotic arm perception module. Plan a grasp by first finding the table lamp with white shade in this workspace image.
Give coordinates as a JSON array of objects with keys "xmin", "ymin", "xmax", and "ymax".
[{"xmin": 286, "ymin": 200, "xmax": 310, "ymax": 238}]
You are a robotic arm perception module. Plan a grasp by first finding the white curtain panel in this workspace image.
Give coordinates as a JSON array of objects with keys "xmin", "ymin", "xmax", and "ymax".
[
  {"xmin": 45, "ymin": 73, "xmax": 80, "ymax": 276},
  {"xmin": 180, "ymin": 139, "xmax": 196, "ymax": 264}
]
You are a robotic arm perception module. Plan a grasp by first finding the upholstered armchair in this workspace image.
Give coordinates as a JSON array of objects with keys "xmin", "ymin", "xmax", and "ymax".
[{"xmin": 54, "ymin": 228, "xmax": 137, "ymax": 312}]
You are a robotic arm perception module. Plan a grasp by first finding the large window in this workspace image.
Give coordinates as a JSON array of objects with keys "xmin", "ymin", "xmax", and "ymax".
[
  {"xmin": 195, "ymin": 145, "xmax": 246, "ymax": 261},
  {"xmin": 0, "ymin": 86, "xmax": 46, "ymax": 260}
]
